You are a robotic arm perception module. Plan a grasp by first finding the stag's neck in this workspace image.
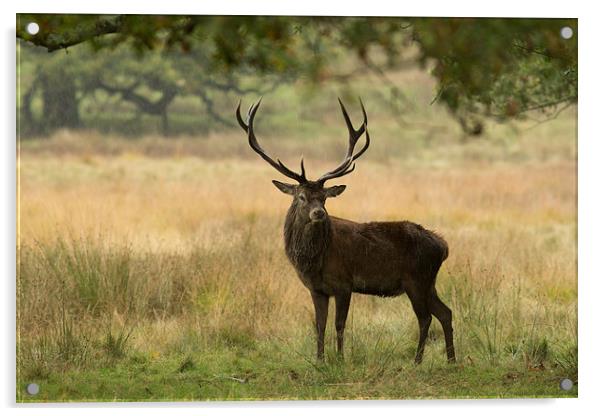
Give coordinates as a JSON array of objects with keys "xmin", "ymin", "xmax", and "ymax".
[{"xmin": 283, "ymin": 205, "xmax": 331, "ymax": 275}]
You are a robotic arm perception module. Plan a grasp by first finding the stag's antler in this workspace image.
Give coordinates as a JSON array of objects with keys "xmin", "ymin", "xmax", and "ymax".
[
  {"xmin": 236, "ymin": 99, "xmax": 307, "ymax": 183},
  {"xmin": 316, "ymin": 98, "xmax": 370, "ymax": 184}
]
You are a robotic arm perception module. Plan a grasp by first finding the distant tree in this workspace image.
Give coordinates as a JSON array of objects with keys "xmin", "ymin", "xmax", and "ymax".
[
  {"xmin": 18, "ymin": 36, "xmax": 281, "ymax": 137},
  {"xmin": 18, "ymin": 44, "xmax": 83, "ymax": 135},
  {"xmin": 17, "ymin": 15, "xmax": 577, "ymax": 135}
]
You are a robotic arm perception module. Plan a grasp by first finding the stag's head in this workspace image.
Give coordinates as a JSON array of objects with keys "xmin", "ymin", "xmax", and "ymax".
[{"xmin": 236, "ymin": 98, "xmax": 370, "ymax": 223}]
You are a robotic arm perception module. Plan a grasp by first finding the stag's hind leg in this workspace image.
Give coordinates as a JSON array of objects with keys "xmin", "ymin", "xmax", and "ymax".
[
  {"xmin": 405, "ymin": 283, "xmax": 432, "ymax": 364},
  {"xmin": 428, "ymin": 288, "xmax": 456, "ymax": 363}
]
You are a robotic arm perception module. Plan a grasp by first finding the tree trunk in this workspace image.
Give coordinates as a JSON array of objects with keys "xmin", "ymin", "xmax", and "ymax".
[
  {"xmin": 19, "ymin": 78, "xmax": 41, "ymax": 137},
  {"xmin": 39, "ymin": 68, "xmax": 80, "ymax": 132},
  {"xmin": 161, "ymin": 110, "xmax": 170, "ymax": 138}
]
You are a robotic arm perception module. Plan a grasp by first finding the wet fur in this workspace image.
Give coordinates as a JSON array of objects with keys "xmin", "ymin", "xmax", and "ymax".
[
  {"xmin": 283, "ymin": 201, "xmax": 331, "ymax": 276},
  {"xmin": 285, "ymin": 213, "xmax": 449, "ymax": 297}
]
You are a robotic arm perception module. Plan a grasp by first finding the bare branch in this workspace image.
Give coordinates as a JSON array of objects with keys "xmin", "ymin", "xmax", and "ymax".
[
  {"xmin": 17, "ymin": 15, "xmax": 125, "ymax": 52},
  {"xmin": 489, "ymin": 95, "xmax": 577, "ymax": 119},
  {"xmin": 93, "ymin": 79, "xmax": 177, "ymax": 115},
  {"xmin": 197, "ymin": 90, "xmax": 236, "ymax": 127}
]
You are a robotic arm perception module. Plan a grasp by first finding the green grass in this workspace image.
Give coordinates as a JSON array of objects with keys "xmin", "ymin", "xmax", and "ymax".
[{"xmin": 18, "ymin": 344, "xmax": 577, "ymax": 402}]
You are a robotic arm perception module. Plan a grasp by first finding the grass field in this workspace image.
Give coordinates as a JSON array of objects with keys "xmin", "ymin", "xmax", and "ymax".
[{"xmin": 16, "ymin": 87, "xmax": 577, "ymax": 401}]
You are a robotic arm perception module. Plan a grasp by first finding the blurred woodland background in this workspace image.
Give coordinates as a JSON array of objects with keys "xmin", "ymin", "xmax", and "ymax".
[{"xmin": 18, "ymin": 16, "xmax": 576, "ymax": 138}]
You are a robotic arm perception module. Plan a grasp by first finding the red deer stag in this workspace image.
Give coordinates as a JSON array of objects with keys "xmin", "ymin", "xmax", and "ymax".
[{"xmin": 236, "ymin": 98, "xmax": 455, "ymax": 364}]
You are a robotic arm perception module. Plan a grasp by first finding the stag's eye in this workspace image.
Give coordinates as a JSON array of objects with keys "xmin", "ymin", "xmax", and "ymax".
[{"xmin": 298, "ymin": 194, "xmax": 307, "ymax": 203}]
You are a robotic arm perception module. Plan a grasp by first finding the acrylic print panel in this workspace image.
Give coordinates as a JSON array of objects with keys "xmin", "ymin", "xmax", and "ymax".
[{"xmin": 16, "ymin": 15, "xmax": 577, "ymax": 402}]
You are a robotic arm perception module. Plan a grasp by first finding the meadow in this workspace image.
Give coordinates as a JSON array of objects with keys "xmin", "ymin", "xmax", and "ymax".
[{"xmin": 16, "ymin": 79, "xmax": 577, "ymax": 401}]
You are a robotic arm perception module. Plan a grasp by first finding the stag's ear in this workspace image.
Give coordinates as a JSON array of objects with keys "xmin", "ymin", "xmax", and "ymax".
[
  {"xmin": 324, "ymin": 185, "xmax": 346, "ymax": 198},
  {"xmin": 272, "ymin": 180, "xmax": 297, "ymax": 195}
]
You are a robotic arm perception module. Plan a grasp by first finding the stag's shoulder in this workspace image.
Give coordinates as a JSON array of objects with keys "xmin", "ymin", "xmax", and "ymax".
[
  {"xmin": 330, "ymin": 216, "xmax": 359, "ymax": 229},
  {"xmin": 330, "ymin": 216, "xmax": 372, "ymax": 241}
]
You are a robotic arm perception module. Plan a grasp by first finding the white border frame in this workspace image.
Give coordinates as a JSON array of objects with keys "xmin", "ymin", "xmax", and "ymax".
[{"xmin": 4, "ymin": 1, "xmax": 600, "ymax": 415}]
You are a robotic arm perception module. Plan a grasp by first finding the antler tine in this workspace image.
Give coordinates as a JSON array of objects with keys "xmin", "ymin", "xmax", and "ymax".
[
  {"xmin": 334, "ymin": 162, "xmax": 356, "ymax": 178},
  {"xmin": 338, "ymin": 97, "xmax": 367, "ymax": 142},
  {"xmin": 236, "ymin": 100, "xmax": 248, "ymax": 132},
  {"xmin": 318, "ymin": 129, "xmax": 370, "ymax": 183},
  {"xmin": 317, "ymin": 98, "xmax": 370, "ymax": 184},
  {"xmin": 236, "ymin": 99, "xmax": 307, "ymax": 183}
]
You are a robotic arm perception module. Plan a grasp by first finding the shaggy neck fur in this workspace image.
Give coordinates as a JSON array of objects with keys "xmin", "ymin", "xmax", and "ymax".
[{"xmin": 283, "ymin": 202, "xmax": 331, "ymax": 275}]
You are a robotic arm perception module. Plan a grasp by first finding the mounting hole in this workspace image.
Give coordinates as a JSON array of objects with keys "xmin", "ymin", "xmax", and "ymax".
[
  {"xmin": 26, "ymin": 22, "xmax": 40, "ymax": 36},
  {"xmin": 560, "ymin": 26, "xmax": 573, "ymax": 40},
  {"xmin": 26, "ymin": 383, "xmax": 39, "ymax": 395},
  {"xmin": 559, "ymin": 378, "xmax": 574, "ymax": 391}
]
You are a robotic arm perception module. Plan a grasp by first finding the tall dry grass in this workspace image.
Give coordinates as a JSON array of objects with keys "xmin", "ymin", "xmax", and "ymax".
[{"xmin": 17, "ymin": 122, "xmax": 577, "ymax": 385}]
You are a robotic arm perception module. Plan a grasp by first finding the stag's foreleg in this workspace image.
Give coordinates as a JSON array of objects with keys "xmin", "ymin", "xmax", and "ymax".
[
  {"xmin": 311, "ymin": 291, "xmax": 329, "ymax": 361},
  {"xmin": 334, "ymin": 292, "xmax": 351, "ymax": 358}
]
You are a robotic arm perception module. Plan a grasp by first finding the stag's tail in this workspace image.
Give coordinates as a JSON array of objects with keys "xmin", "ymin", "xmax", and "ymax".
[{"xmin": 440, "ymin": 236, "xmax": 449, "ymax": 262}]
